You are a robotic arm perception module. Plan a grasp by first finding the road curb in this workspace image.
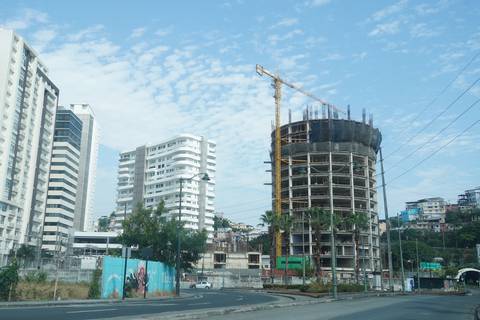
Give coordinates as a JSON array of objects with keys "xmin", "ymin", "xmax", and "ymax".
[{"xmin": 0, "ymin": 293, "xmax": 197, "ymax": 308}]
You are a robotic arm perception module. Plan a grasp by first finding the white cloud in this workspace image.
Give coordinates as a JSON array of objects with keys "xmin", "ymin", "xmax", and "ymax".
[
  {"xmin": 305, "ymin": 0, "xmax": 331, "ymax": 7},
  {"xmin": 268, "ymin": 29, "xmax": 303, "ymax": 45},
  {"xmin": 368, "ymin": 20, "xmax": 401, "ymax": 37},
  {"xmin": 32, "ymin": 29, "xmax": 57, "ymax": 50},
  {"xmin": 318, "ymin": 53, "xmax": 343, "ymax": 62},
  {"xmin": 369, "ymin": 0, "xmax": 408, "ymax": 22},
  {"xmin": 130, "ymin": 27, "xmax": 147, "ymax": 38},
  {"xmin": 410, "ymin": 23, "xmax": 441, "ymax": 38},
  {"xmin": 270, "ymin": 17, "xmax": 298, "ymax": 29},
  {"xmin": 67, "ymin": 25, "xmax": 104, "ymax": 41},
  {"xmin": 352, "ymin": 52, "xmax": 368, "ymax": 61},
  {"xmin": 0, "ymin": 8, "xmax": 48, "ymax": 30},
  {"xmin": 278, "ymin": 54, "xmax": 307, "ymax": 70},
  {"xmin": 155, "ymin": 26, "xmax": 173, "ymax": 37},
  {"xmin": 415, "ymin": 0, "xmax": 450, "ymax": 16}
]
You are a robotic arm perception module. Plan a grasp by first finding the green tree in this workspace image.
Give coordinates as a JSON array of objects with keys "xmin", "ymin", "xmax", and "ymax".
[
  {"xmin": 249, "ymin": 233, "xmax": 271, "ymax": 254},
  {"xmin": 0, "ymin": 259, "xmax": 19, "ymax": 301},
  {"xmin": 15, "ymin": 244, "xmax": 35, "ymax": 268},
  {"xmin": 259, "ymin": 210, "xmax": 280, "ymax": 270},
  {"xmin": 344, "ymin": 212, "xmax": 369, "ymax": 283},
  {"xmin": 213, "ymin": 216, "xmax": 231, "ymax": 231},
  {"xmin": 119, "ymin": 202, "xmax": 207, "ymax": 272},
  {"xmin": 305, "ymin": 208, "xmax": 330, "ymax": 281}
]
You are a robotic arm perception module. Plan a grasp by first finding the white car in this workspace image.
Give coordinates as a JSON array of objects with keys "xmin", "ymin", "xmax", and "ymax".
[{"xmin": 190, "ymin": 281, "xmax": 212, "ymax": 289}]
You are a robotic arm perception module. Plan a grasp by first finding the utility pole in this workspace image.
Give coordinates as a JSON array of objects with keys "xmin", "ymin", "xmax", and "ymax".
[
  {"xmin": 379, "ymin": 148, "xmax": 394, "ymax": 292},
  {"xmin": 416, "ymin": 238, "xmax": 421, "ymax": 293},
  {"xmin": 143, "ymin": 259, "xmax": 148, "ymax": 299},
  {"xmin": 302, "ymin": 210, "xmax": 306, "ymax": 286},
  {"xmin": 176, "ymin": 178, "xmax": 183, "ymax": 296},
  {"xmin": 122, "ymin": 202, "xmax": 128, "ymax": 300},
  {"xmin": 53, "ymin": 224, "xmax": 61, "ymax": 301},
  {"xmin": 362, "ymin": 237, "xmax": 368, "ymax": 293},
  {"xmin": 328, "ymin": 152, "xmax": 338, "ymax": 299},
  {"xmin": 397, "ymin": 212, "xmax": 405, "ymax": 293}
]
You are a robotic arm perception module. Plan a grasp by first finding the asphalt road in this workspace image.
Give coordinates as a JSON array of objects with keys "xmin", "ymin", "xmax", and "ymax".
[
  {"xmin": 0, "ymin": 289, "xmax": 277, "ymax": 320},
  {"xmin": 210, "ymin": 292, "xmax": 480, "ymax": 320}
]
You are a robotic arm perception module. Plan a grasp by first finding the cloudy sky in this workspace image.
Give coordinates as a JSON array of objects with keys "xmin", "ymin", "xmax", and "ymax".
[{"xmin": 1, "ymin": 0, "xmax": 479, "ymax": 225}]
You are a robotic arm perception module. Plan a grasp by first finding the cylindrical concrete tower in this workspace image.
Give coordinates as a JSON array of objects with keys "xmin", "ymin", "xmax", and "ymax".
[{"xmin": 271, "ymin": 111, "xmax": 382, "ymax": 278}]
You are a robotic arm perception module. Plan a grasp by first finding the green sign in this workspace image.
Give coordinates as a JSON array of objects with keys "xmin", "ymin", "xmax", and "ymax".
[
  {"xmin": 420, "ymin": 262, "xmax": 441, "ymax": 270},
  {"xmin": 276, "ymin": 256, "xmax": 310, "ymax": 270}
]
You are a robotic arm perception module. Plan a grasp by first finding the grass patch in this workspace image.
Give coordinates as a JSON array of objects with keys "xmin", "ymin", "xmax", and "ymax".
[{"xmin": 15, "ymin": 281, "xmax": 89, "ymax": 301}]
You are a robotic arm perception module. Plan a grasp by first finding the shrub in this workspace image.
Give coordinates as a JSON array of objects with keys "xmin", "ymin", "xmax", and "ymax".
[
  {"xmin": 263, "ymin": 284, "xmax": 305, "ymax": 290},
  {"xmin": 303, "ymin": 281, "xmax": 331, "ymax": 293},
  {"xmin": 0, "ymin": 260, "xmax": 19, "ymax": 301},
  {"xmin": 337, "ymin": 283, "xmax": 364, "ymax": 292},
  {"xmin": 24, "ymin": 271, "xmax": 47, "ymax": 283},
  {"xmin": 88, "ymin": 268, "xmax": 102, "ymax": 299}
]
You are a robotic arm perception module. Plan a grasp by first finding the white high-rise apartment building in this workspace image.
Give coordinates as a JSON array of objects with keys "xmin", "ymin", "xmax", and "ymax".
[
  {"xmin": 71, "ymin": 104, "xmax": 99, "ymax": 232},
  {"xmin": 42, "ymin": 107, "xmax": 82, "ymax": 252},
  {"xmin": 0, "ymin": 29, "xmax": 59, "ymax": 265},
  {"xmin": 114, "ymin": 134, "xmax": 216, "ymax": 239}
]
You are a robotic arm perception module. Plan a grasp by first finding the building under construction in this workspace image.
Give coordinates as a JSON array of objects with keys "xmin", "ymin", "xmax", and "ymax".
[{"xmin": 271, "ymin": 106, "xmax": 382, "ymax": 279}]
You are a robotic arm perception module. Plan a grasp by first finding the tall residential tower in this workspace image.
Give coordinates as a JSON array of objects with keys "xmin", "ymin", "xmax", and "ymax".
[
  {"xmin": 42, "ymin": 107, "xmax": 82, "ymax": 252},
  {"xmin": 71, "ymin": 104, "xmax": 99, "ymax": 231},
  {"xmin": 0, "ymin": 29, "xmax": 59, "ymax": 265},
  {"xmin": 114, "ymin": 135, "xmax": 216, "ymax": 239}
]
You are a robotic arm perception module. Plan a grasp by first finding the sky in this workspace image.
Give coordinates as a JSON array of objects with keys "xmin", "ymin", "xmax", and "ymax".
[{"xmin": 1, "ymin": 0, "xmax": 479, "ymax": 226}]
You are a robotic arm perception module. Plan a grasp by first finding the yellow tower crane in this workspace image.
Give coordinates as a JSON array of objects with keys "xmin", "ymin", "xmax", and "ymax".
[{"xmin": 255, "ymin": 64, "xmax": 345, "ymax": 263}]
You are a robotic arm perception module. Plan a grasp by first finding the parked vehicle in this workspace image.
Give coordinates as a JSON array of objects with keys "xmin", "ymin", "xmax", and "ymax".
[{"xmin": 190, "ymin": 280, "xmax": 212, "ymax": 289}]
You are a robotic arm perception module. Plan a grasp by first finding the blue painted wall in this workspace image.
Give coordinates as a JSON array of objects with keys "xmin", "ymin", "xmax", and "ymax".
[{"xmin": 101, "ymin": 256, "xmax": 174, "ymax": 298}]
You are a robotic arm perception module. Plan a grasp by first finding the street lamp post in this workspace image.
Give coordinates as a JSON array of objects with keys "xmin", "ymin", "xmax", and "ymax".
[
  {"xmin": 397, "ymin": 212, "xmax": 405, "ymax": 292},
  {"xmin": 175, "ymin": 172, "xmax": 210, "ymax": 297}
]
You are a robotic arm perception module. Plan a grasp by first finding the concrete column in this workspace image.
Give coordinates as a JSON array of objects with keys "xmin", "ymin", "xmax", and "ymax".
[
  {"xmin": 365, "ymin": 156, "xmax": 374, "ymax": 271},
  {"xmin": 350, "ymin": 152, "xmax": 356, "ymax": 274}
]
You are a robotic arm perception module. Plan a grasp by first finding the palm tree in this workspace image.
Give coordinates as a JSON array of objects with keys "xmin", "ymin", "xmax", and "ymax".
[
  {"xmin": 259, "ymin": 210, "xmax": 279, "ymax": 278},
  {"xmin": 305, "ymin": 208, "xmax": 330, "ymax": 281},
  {"xmin": 345, "ymin": 212, "xmax": 369, "ymax": 283},
  {"xmin": 278, "ymin": 214, "xmax": 293, "ymax": 284}
]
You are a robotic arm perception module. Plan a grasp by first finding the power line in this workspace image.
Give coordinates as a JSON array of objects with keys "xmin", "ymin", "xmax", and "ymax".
[
  {"xmin": 384, "ymin": 75, "xmax": 480, "ymax": 160},
  {"xmin": 380, "ymin": 119, "xmax": 479, "ymax": 188},
  {"xmin": 385, "ymin": 98, "xmax": 480, "ymax": 172},
  {"xmin": 216, "ymin": 197, "xmax": 270, "ymax": 211},
  {"xmin": 389, "ymin": 50, "xmax": 480, "ymax": 142}
]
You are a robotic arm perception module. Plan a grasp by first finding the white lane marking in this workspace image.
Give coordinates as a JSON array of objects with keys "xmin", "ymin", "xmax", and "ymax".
[
  {"xmin": 189, "ymin": 302, "xmax": 210, "ymax": 306},
  {"xmin": 67, "ymin": 308, "xmax": 117, "ymax": 314},
  {"xmin": 119, "ymin": 303, "xmax": 178, "ymax": 307}
]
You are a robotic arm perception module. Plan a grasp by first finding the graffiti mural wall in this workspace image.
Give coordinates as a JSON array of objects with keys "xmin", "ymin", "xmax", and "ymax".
[{"xmin": 101, "ymin": 256, "xmax": 175, "ymax": 298}]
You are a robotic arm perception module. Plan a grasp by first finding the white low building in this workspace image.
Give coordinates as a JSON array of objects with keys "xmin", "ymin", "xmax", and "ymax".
[{"xmin": 72, "ymin": 231, "xmax": 122, "ymax": 256}]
